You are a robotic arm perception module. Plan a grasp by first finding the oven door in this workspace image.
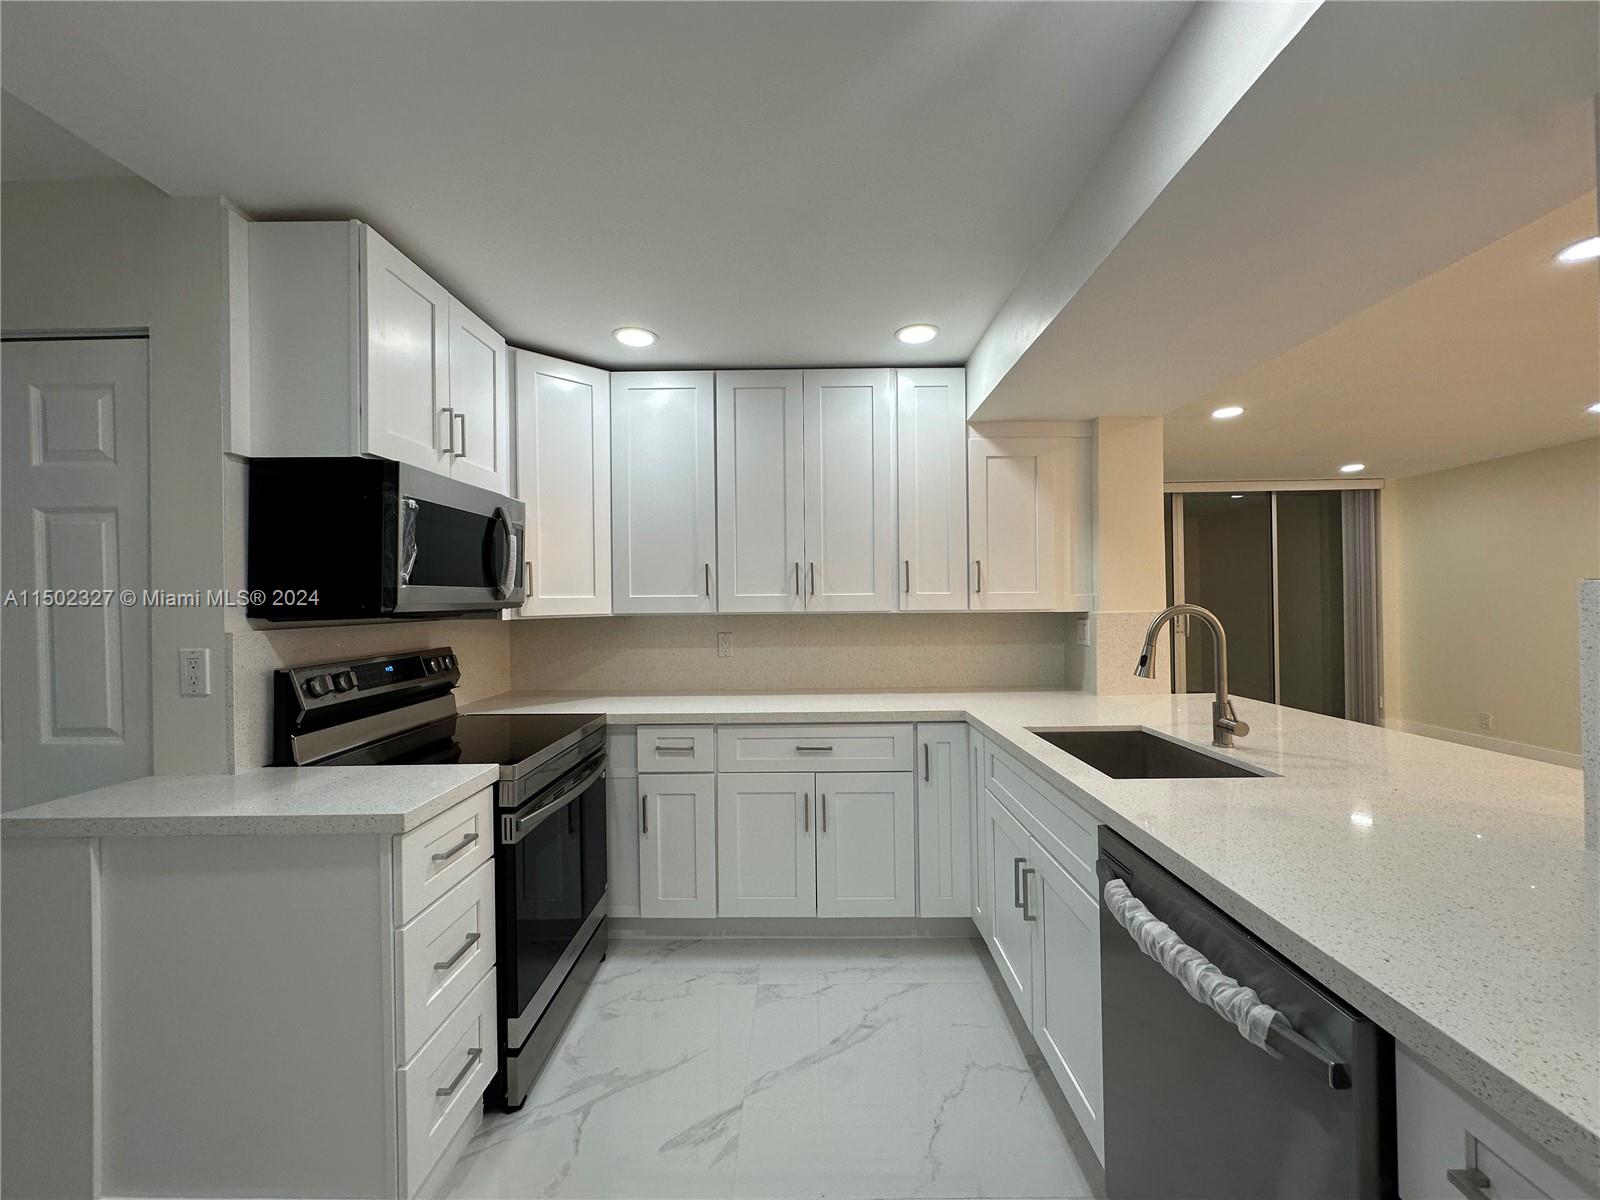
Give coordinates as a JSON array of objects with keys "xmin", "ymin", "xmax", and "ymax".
[
  {"xmin": 391, "ymin": 465, "xmax": 525, "ymax": 613},
  {"xmin": 498, "ymin": 753, "xmax": 606, "ymax": 1049}
]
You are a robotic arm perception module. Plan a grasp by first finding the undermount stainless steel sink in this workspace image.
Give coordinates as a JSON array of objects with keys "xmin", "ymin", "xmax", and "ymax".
[{"xmin": 1027, "ymin": 727, "xmax": 1268, "ymax": 780}]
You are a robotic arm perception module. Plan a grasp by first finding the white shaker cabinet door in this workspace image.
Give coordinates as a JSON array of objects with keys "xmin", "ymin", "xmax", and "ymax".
[
  {"xmin": 611, "ymin": 372, "xmax": 717, "ymax": 613},
  {"xmin": 915, "ymin": 724, "xmax": 971, "ymax": 917},
  {"xmin": 802, "ymin": 369, "xmax": 896, "ymax": 612},
  {"xmin": 715, "ymin": 371, "xmax": 805, "ymax": 613},
  {"xmin": 514, "ymin": 352, "xmax": 611, "ymax": 616},
  {"xmin": 446, "ymin": 298, "xmax": 510, "ymax": 493},
  {"xmin": 715, "ymin": 772, "xmax": 816, "ymax": 917},
  {"xmin": 360, "ymin": 226, "xmax": 451, "ymax": 475},
  {"xmin": 815, "ymin": 771, "xmax": 915, "ymax": 918},
  {"xmin": 987, "ymin": 792, "xmax": 1035, "ymax": 1022},
  {"xmin": 1030, "ymin": 842, "xmax": 1104, "ymax": 1162},
  {"xmin": 967, "ymin": 434, "xmax": 1059, "ymax": 611},
  {"xmin": 896, "ymin": 369, "xmax": 968, "ymax": 611},
  {"xmin": 970, "ymin": 732, "xmax": 992, "ymax": 942},
  {"xmin": 638, "ymin": 774, "xmax": 717, "ymax": 918}
]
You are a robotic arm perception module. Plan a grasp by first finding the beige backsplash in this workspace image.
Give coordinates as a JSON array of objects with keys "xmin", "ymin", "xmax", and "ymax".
[
  {"xmin": 507, "ymin": 612, "xmax": 1075, "ymax": 693},
  {"xmin": 228, "ymin": 618, "xmax": 511, "ymax": 769}
]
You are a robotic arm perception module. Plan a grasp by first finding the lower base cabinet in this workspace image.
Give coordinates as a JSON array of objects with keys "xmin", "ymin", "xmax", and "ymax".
[
  {"xmin": 816, "ymin": 771, "xmax": 916, "ymax": 918},
  {"xmin": 987, "ymin": 793, "xmax": 1035, "ymax": 1011},
  {"xmin": 639, "ymin": 773, "xmax": 717, "ymax": 917}
]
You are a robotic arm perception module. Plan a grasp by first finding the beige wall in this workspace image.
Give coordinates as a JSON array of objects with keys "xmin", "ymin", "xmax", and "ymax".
[
  {"xmin": 1381, "ymin": 437, "xmax": 1600, "ymax": 758},
  {"xmin": 508, "ymin": 612, "xmax": 1073, "ymax": 694}
]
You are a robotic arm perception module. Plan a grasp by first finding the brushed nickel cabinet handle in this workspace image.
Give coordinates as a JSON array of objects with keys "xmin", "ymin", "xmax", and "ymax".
[
  {"xmin": 436, "ymin": 1047, "xmax": 483, "ymax": 1097},
  {"xmin": 1013, "ymin": 856, "xmax": 1026, "ymax": 908},
  {"xmin": 803, "ymin": 793, "xmax": 810, "ymax": 833},
  {"xmin": 794, "ymin": 561, "xmax": 801, "ymax": 597},
  {"xmin": 821, "ymin": 794, "xmax": 827, "ymax": 834},
  {"xmin": 903, "ymin": 559, "xmax": 911, "ymax": 592},
  {"xmin": 1021, "ymin": 867, "xmax": 1037, "ymax": 921},
  {"xmin": 704, "ymin": 562, "xmax": 711, "ymax": 597},
  {"xmin": 640, "ymin": 794, "xmax": 648, "ymax": 837},
  {"xmin": 923, "ymin": 743, "xmax": 931, "ymax": 782},
  {"xmin": 809, "ymin": 561, "xmax": 816, "ymax": 595},
  {"xmin": 433, "ymin": 932, "xmax": 481, "ymax": 972},
  {"xmin": 431, "ymin": 832, "xmax": 478, "ymax": 863},
  {"xmin": 975, "ymin": 559, "xmax": 983, "ymax": 594},
  {"xmin": 454, "ymin": 411, "xmax": 467, "ymax": 458},
  {"xmin": 795, "ymin": 744, "xmax": 834, "ymax": 754}
]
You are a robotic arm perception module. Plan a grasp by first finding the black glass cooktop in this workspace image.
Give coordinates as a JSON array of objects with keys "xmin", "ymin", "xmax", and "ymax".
[
  {"xmin": 324, "ymin": 711, "xmax": 603, "ymax": 790},
  {"xmin": 451, "ymin": 712, "xmax": 601, "ymax": 766}
]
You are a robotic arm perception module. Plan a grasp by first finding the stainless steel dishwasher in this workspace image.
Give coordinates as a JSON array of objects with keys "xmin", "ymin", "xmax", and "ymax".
[{"xmin": 1096, "ymin": 827, "xmax": 1395, "ymax": 1199}]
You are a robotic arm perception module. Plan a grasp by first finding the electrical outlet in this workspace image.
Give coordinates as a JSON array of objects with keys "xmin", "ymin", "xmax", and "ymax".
[
  {"xmin": 1075, "ymin": 618, "xmax": 1091, "ymax": 647},
  {"xmin": 1476, "ymin": 711, "xmax": 1494, "ymax": 733},
  {"xmin": 717, "ymin": 632, "xmax": 732, "ymax": 658},
  {"xmin": 179, "ymin": 648, "xmax": 211, "ymax": 697}
]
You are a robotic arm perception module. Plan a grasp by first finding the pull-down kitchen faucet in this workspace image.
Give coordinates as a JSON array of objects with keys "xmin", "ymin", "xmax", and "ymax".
[{"xmin": 1134, "ymin": 604, "xmax": 1250, "ymax": 748}]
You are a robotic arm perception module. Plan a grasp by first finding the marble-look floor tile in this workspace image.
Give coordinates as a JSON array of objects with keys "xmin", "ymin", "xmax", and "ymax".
[{"xmin": 445, "ymin": 938, "xmax": 1098, "ymax": 1200}]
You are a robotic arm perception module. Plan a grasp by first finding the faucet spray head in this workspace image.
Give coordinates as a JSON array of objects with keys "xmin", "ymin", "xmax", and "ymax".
[{"xmin": 1133, "ymin": 642, "xmax": 1158, "ymax": 679}]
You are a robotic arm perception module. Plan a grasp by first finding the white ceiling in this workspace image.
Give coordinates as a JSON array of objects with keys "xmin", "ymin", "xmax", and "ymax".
[
  {"xmin": 974, "ymin": 1, "xmax": 1600, "ymax": 428},
  {"xmin": 0, "ymin": 1, "xmax": 1191, "ymax": 369},
  {"xmin": 1, "ymin": 92, "xmax": 131, "ymax": 182},
  {"xmin": 1164, "ymin": 193, "xmax": 1600, "ymax": 482}
]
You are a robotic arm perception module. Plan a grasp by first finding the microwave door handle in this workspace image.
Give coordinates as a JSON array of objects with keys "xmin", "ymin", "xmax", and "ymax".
[{"xmin": 491, "ymin": 508, "xmax": 518, "ymax": 600}]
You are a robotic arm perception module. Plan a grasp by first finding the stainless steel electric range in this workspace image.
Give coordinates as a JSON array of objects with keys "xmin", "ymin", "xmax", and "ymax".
[{"xmin": 274, "ymin": 646, "xmax": 607, "ymax": 1110}]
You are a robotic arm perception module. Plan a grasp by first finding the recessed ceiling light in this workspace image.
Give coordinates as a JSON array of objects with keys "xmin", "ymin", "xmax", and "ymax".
[
  {"xmin": 1588, "ymin": 401, "xmax": 1600, "ymax": 415},
  {"xmin": 1339, "ymin": 462, "xmax": 1366, "ymax": 474},
  {"xmin": 1211, "ymin": 405, "xmax": 1245, "ymax": 420},
  {"xmin": 1556, "ymin": 236, "xmax": 1600, "ymax": 264},
  {"xmin": 612, "ymin": 326, "xmax": 657, "ymax": 348},
  {"xmin": 895, "ymin": 323, "xmax": 939, "ymax": 345}
]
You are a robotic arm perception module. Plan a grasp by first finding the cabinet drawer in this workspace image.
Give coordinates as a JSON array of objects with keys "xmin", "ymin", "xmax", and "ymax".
[
  {"xmin": 716, "ymin": 724, "xmax": 913, "ymax": 772},
  {"xmin": 637, "ymin": 725, "xmax": 714, "ymax": 772},
  {"xmin": 395, "ymin": 861, "xmax": 496, "ymax": 1062},
  {"xmin": 399, "ymin": 970, "xmax": 496, "ymax": 1195},
  {"xmin": 394, "ymin": 787, "xmax": 494, "ymax": 925},
  {"xmin": 983, "ymin": 740, "xmax": 1097, "ymax": 896},
  {"xmin": 1396, "ymin": 1046, "xmax": 1595, "ymax": 1200}
]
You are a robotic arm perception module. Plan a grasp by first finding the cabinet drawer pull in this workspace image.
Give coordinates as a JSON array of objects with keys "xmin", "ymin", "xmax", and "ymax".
[
  {"xmin": 433, "ymin": 932, "xmax": 481, "ymax": 972},
  {"xmin": 795, "ymin": 744, "xmax": 833, "ymax": 754},
  {"xmin": 1021, "ymin": 867, "xmax": 1036, "ymax": 922},
  {"xmin": 435, "ymin": 1047, "xmax": 483, "ymax": 1097},
  {"xmin": 431, "ymin": 832, "xmax": 478, "ymax": 864},
  {"xmin": 653, "ymin": 744, "xmax": 696, "ymax": 756},
  {"xmin": 1013, "ymin": 856, "xmax": 1026, "ymax": 908},
  {"xmin": 1445, "ymin": 1168, "xmax": 1492, "ymax": 1200}
]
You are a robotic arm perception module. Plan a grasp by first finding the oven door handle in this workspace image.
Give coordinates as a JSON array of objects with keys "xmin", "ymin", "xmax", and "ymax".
[{"xmin": 504, "ymin": 760, "xmax": 605, "ymax": 845}]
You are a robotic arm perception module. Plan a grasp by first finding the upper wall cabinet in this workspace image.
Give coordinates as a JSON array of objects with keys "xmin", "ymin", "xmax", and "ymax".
[
  {"xmin": 512, "ymin": 351, "xmax": 611, "ymax": 617},
  {"xmin": 803, "ymin": 369, "xmax": 896, "ymax": 612},
  {"xmin": 611, "ymin": 372, "xmax": 717, "ymax": 613},
  {"xmin": 715, "ymin": 371, "xmax": 805, "ymax": 613},
  {"xmin": 246, "ymin": 221, "xmax": 512, "ymax": 493},
  {"xmin": 896, "ymin": 368, "xmax": 968, "ymax": 611},
  {"xmin": 968, "ymin": 428, "xmax": 1093, "ymax": 612}
]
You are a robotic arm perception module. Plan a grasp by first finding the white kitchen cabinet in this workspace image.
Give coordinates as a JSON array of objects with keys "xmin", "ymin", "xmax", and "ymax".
[
  {"xmin": 896, "ymin": 369, "xmax": 968, "ymax": 611},
  {"xmin": 248, "ymin": 222, "xmax": 513, "ymax": 493},
  {"xmin": 639, "ymin": 773, "xmax": 717, "ymax": 918},
  {"xmin": 987, "ymin": 791, "xmax": 1035, "ymax": 1019},
  {"xmin": 611, "ymin": 372, "xmax": 717, "ymax": 613},
  {"xmin": 716, "ymin": 370, "xmax": 805, "ymax": 612},
  {"xmin": 802, "ymin": 369, "xmax": 896, "ymax": 611},
  {"xmin": 512, "ymin": 351, "xmax": 611, "ymax": 616},
  {"xmin": 1029, "ymin": 844, "xmax": 1104, "ymax": 1160},
  {"xmin": 716, "ymin": 723, "xmax": 913, "ymax": 773},
  {"xmin": 815, "ymin": 771, "xmax": 916, "ymax": 918},
  {"xmin": 967, "ymin": 430, "xmax": 1094, "ymax": 611},
  {"xmin": 445, "ymin": 298, "xmax": 510, "ymax": 492},
  {"xmin": 716, "ymin": 772, "xmax": 817, "ymax": 917},
  {"xmin": 915, "ymin": 724, "xmax": 971, "ymax": 917},
  {"xmin": 970, "ymin": 731, "xmax": 992, "ymax": 943}
]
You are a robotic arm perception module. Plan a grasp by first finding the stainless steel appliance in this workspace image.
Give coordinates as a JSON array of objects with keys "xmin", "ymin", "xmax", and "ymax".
[
  {"xmin": 248, "ymin": 457, "xmax": 525, "ymax": 621},
  {"xmin": 1096, "ymin": 826, "xmax": 1394, "ymax": 1199},
  {"xmin": 273, "ymin": 648, "xmax": 606, "ymax": 1111}
]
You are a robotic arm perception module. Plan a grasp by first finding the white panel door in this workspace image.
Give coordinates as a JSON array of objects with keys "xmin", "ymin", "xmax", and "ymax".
[
  {"xmin": 611, "ymin": 372, "xmax": 717, "ymax": 613},
  {"xmin": 816, "ymin": 771, "xmax": 915, "ymax": 918},
  {"xmin": 715, "ymin": 772, "xmax": 816, "ymax": 917},
  {"xmin": 1030, "ymin": 842, "xmax": 1104, "ymax": 1161},
  {"xmin": 715, "ymin": 371, "xmax": 804, "ymax": 613},
  {"xmin": 970, "ymin": 732, "xmax": 992, "ymax": 942},
  {"xmin": 1, "ymin": 338, "xmax": 151, "ymax": 809},
  {"xmin": 639, "ymin": 773, "xmax": 717, "ymax": 918},
  {"xmin": 802, "ymin": 369, "xmax": 895, "ymax": 612},
  {"xmin": 513, "ymin": 352, "xmax": 611, "ymax": 617},
  {"xmin": 1057, "ymin": 434, "xmax": 1096, "ymax": 611},
  {"xmin": 915, "ymin": 724, "xmax": 971, "ymax": 917},
  {"xmin": 987, "ymin": 792, "xmax": 1035, "ymax": 1021},
  {"xmin": 360, "ymin": 226, "xmax": 451, "ymax": 474},
  {"xmin": 968, "ymin": 434, "xmax": 1059, "ymax": 611},
  {"xmin": 445, "ymin": 298, "xmax": 510, "ymax": 492},
  {"xmin": 896, "ymin": 369, "xmax": 968, "ymax": 611}
]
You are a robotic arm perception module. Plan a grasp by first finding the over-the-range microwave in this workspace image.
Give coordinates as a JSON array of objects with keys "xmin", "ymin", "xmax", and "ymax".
[{"xmin": 247, "ymin": 457, "xmax": 525, "ymax": 621}]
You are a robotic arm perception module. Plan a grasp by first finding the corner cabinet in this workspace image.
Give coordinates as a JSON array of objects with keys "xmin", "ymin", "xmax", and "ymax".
[
  {"xmin": 611, "ymin": 372, "xmax": 717, "ymax": 613},
  {"xmin": 247, "ymin": 221, "xmax": 511, "ymax": 493},
  {"xmin": 511, "ymin": 351, "xmax": 611, "ymax": 617},
  {"xmin": 967, "ymin": 427, "xmax": 1093, "ymax": 611},
  {"xmin": 803, "ymin": 369, "xmax": 897, "ymax": 612},
  {"xmin": 897, "ymin": 369, "xmax": 968, "ymax": 611}
]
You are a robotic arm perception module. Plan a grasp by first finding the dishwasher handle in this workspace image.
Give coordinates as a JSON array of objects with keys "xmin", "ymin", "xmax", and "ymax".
[{"xmin": 1100, "ymin": 864, "xmax": 1351, "ymax": 1090}]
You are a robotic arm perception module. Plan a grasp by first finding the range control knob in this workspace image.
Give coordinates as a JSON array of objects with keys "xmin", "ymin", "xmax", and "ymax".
[
  {"xmin": 424, "ymin": 657, "xmax": 440, "ymax": 673},
  {"xmin": 304, "ymin": 674, "xmax": 334, "ymax": 698},
  {"xmin": 332, "ymin": 670, "xmax": 357, "ymax": 692},
  {"xmin": 443, "ymin": 655, "xmax": 456, "ymax": 670}
]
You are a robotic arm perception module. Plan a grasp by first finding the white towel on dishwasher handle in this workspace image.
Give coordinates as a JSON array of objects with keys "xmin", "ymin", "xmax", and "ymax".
[{"xmin": 1103, "ymin": 876, "xmax": 1280, "ymax": 1049}]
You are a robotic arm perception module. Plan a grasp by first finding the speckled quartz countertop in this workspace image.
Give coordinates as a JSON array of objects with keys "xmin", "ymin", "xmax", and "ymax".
[
  {"xmin": 465, "ymin": 687, "xmax": 1599, "ymax": 1178},
  {"xmin": 0, "ymin": 763, "xmax": 499, "ymax": 837}
]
